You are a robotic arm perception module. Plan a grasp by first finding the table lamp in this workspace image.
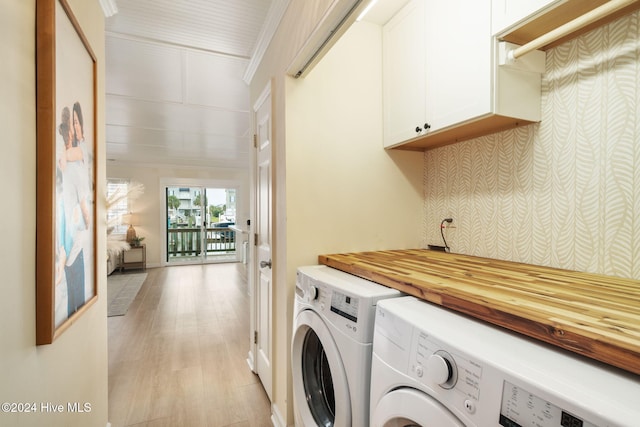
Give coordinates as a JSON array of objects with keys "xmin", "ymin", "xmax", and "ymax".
[{"xmin": 123, "ymin": 212, "xmax": 137, "ymax": 243}]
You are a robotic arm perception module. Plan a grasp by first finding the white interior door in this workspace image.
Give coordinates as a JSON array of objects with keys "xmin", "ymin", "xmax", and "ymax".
[{"xmin": 254, "ymin": 83, "xmax": 272, "ymax": 400}]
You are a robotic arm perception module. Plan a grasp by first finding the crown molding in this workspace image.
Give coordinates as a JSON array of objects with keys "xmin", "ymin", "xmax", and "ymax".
[
  {"xmin": 99, "ymin": 0, "xmax": 118, "ymax": 17},
  {"xmin": 243, "ymin": 0, "xmax": 290, "ymax": 84}
]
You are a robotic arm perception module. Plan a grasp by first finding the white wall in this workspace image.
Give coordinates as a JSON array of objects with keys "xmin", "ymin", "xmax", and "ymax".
[
  {"xmin": 424, "ymin": 10, "xmax": 640, "ymax": 280},
  {"xmin": 106, "ymin": 164, "xmax": 250, "ymax": 267},
  {"xmin": 0, "ymin": 1, "xmax": 108, "ymax": 426}
]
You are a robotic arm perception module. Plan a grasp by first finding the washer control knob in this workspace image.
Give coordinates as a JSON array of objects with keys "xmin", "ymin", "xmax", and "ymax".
[
  {"xmin": 415, "ymin": 365, "xmax": 424, "ymax": 378},
  {"xmin": 308, "ymin": 285, "xmax": 319, "ymax": 301},
  {"xmin": 428, "ymin": 352, "xmax": 458, "ymax": 387},
  {"xmin": 427, "ymin": 354, "xmax": 451, "ymax": 384}
]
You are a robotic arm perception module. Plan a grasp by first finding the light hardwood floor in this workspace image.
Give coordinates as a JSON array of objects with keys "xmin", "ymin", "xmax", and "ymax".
[{"xmin": 108, "ymin": 263, "xmax": 272, "ymax": 427}]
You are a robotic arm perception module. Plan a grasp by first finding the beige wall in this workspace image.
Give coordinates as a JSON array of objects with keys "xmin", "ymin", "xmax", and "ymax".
[
  {"xmin": 0, "ymin": 1, "xmax": 108, "ymax": 426},
  {"xmin": 286, "ymin": 21, "xmax": 425, "ymax": 261},
  {"xmin": 283, "ymin": 20, "xmax": 424, "ymax": 421},
  {"xmin": 249, "ymin": 2, "xmax": 346, "ymax": 423},
  {"xmin": 106, "ymin": 164, "xmax": 250, "ymax": 267},
  {"xmin": 250, "ymin": 3, "xmax": 424, "ymax": 422},
  {"xmin": 424, "ymin": 10, "xmax": 640, "ymax": 280}
]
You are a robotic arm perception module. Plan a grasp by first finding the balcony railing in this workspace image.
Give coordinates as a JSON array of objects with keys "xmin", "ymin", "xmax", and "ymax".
[{"xmin": 167, "ymin": 227, "xmax": 235, "ymax": 257}]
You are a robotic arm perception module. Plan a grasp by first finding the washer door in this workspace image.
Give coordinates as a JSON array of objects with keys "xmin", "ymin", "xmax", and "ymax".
[
  {"xmin": 372, "ymin": 388, "xmax": 464, "ymax": 427},
  {"xmin": 292, "ymin": 309, "xmax": 351, "ymax": 427}
]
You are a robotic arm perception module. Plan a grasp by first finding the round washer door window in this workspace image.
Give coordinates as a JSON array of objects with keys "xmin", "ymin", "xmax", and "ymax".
[
  {"xmin": 372, "ymin": 388, "xmax": 464, "ymax": 427},
  {"xmin": 292, "ymin": 309, "xmax": 350, "ymax": 426},
  {"xmin": 302, "ymin": 329, "xmax": 335, "ymax": 424}
]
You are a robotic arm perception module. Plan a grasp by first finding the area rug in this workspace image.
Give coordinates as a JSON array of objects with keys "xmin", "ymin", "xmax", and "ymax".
[{"xmin": 107, "ymin": 272, "xmax": 148, "ymax": 317}]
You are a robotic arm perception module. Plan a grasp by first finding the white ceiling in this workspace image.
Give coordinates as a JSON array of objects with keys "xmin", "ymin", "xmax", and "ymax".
[
  {"xmin": 105, "ymin": 0, "xmax": 276, "ymax": 169},
  {"xmin": 103, "ymin": 0, "xmax": 407, "ymax": 170}
]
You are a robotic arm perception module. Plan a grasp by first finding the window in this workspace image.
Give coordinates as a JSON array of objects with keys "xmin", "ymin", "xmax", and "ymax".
[{"xmin": 107, "ymin": 179, "xmax": 130, "ymax": 235}]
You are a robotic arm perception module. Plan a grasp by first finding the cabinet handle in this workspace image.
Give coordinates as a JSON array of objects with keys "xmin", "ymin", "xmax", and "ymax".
[{"xmin": 416, "ymin": 123, "xmax": 431, "ymax": 134}]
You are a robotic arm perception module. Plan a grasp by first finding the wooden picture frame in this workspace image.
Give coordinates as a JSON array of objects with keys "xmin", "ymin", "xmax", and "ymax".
[{"xmin": 36, "ymin": 0, "xmax": 98, "ymax": 344}]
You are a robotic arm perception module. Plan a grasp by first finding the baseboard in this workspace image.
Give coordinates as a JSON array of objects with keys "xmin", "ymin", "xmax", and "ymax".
[
  {"xmin": 246, "ymin": 350, "xmax": 255, "ymax": 372},
  {"xmin": 271, "ymin": 402, "xmax": 287, "ymax": 427}
]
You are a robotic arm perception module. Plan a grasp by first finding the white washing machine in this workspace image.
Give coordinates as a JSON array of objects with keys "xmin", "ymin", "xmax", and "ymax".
[
  {"xmin": 370, "ymin": 296, "xmax": 640, "ymax": 427},
  {"xmin": 292, "ymin": 265, "xmax": 403, "ymax": 427}
]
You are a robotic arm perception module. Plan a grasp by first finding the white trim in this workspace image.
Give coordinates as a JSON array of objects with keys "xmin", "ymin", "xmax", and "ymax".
[
  {"xmin": 246, "ymin": 350, "xmax": 256, "ymax": 372},
  {"xmin": 105, "ymin": 31, "xmax": 250, "ymax": 60},
  {"xmin": 106, "ymin": 158, "xmax": 250, "ymax": 171},
  {"xmin": 270, "ymin": 403, "xmax": 286, "ymax": 427},
  {"xmin": 99, "ymin": 0, "xmax": 118, "ymax": 17},
  {"xmin": 243, "ymin": 0, "xmax": 291, "ymax": 84},
  {"xmin": 253, "ymin": 79, "xmax": 272, "ymax": 112}
]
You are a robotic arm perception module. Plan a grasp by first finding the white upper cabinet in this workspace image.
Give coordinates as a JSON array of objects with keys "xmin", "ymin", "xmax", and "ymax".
[
  {"xmin": 382, "ymin": 0, "xmax": 545, "ymax": 150},
  {"xmin": 492, "ymin": 0, "xmax": 559, "ymax": 36},
  {"xmin": 424, "ymin": 0, "xmax": 491, "ymax": 133},
  {"xmin": 382, "ymin": 0, "xmax": 427, "ymax": 146}
]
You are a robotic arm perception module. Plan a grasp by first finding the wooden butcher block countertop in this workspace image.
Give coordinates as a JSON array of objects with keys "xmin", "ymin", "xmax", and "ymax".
[{"xmin": 318, "ymin": 249, "xmax": 640, "ymax": 376}]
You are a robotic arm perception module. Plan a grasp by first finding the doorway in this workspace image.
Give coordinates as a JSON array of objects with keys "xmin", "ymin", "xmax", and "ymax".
[{"xmin": 165, "ymin": 186, "xmax": 238, "ymax": 264}]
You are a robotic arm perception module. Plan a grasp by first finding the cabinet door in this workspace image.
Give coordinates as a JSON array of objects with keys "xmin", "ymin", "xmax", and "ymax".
[
  {"xmin": 382, "ymin": 0, "xmax": 426, "ymax": 148},
  {"xmin": 492, "ymin": 0, "xmax": 559, "ymax": 35},
  {"xmin": 424, "ymin": 0, "xmax": 492, "ymax": 132}
]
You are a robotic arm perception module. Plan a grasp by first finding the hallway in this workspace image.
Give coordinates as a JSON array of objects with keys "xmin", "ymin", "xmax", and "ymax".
[{"xmin": 108, "ymin": 263, "xmax": 271, "ymax": 427}]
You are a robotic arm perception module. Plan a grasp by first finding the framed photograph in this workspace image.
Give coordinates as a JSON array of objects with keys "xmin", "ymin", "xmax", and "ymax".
[{"xmin": 36, "ymin": 0, "xmax": 97, "ymax": 344}]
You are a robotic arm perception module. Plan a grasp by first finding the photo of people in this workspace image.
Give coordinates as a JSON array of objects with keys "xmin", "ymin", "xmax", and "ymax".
[
  {"xmin": 52, "ymin": 0, "xmax": 96, "ymax": 328},
  {"xmin": 54, "ymin": 101, "xmax": 94, "ymax": 326}
]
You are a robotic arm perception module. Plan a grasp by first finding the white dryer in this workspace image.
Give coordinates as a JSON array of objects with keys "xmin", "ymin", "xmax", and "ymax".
[
  {"xmin": 370, "ymin": 296, "xmax": 640, "ymax": 427},
  {"xmin": 292, "ymin": 265, "xmax": 403, "ymax": 427}
]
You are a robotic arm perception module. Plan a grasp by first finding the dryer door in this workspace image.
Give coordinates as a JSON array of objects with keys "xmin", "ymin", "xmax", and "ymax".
[
  {"xmin": 292, "ymin": 309, "xmax": 351, "ymax": 427},
  {"xmin": 372, "ymin": 388, "xmax": 464, "ymax": 427}
]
